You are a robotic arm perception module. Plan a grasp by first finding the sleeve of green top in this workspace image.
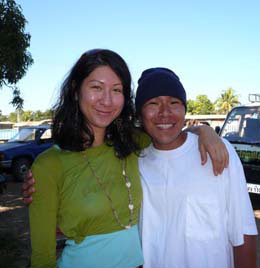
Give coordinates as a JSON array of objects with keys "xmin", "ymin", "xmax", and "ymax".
[{"xmin": 29, "ymin": 148, "xmax": 62, "ymax": 268}]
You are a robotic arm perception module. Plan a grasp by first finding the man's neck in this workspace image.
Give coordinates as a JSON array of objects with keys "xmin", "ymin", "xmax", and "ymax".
[{"xmin": 153, "ymin": 132, "xmax": 187, "ymax": 151}]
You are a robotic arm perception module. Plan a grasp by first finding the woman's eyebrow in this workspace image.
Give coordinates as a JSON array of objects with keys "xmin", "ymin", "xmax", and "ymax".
[{"xmin": 88, "ymin": 80, "xmax": 122, "ymax": 86}]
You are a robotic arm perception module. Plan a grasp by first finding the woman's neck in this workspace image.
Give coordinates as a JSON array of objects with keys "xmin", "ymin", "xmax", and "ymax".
[{"xmin": 92, "ymin": 129, "xmax": 105, "ymax": 147}]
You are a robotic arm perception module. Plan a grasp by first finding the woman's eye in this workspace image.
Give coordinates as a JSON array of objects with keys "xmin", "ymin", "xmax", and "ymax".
[
  {"xmin": 92, "ymin": 86, "xmax": 102, "ymax": 91},
  {"xmin": 113, "ymin": 88, "xmax": 123, "ymax": 93}
]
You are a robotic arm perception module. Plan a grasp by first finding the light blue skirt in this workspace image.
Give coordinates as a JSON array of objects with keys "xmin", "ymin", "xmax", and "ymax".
[{"xmin": 57, "ymin": 224, "xmax": 144, "ymax": 268}]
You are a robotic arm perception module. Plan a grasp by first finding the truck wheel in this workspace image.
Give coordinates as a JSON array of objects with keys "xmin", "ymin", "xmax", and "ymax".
[{"xmin": 12, "ymin": 158, "xmax": 32, "ymax": 182}]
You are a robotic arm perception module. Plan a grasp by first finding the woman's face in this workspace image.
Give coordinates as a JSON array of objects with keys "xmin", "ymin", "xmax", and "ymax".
[{"xmin": 79, "ymin": 65, "xmax": 125, "ymax": 140}]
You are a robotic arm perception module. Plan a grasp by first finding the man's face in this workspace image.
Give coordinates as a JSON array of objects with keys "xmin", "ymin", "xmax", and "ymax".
[{"xmin": 141, "ymin": 96, "xmax": 186, "ymax": 150}]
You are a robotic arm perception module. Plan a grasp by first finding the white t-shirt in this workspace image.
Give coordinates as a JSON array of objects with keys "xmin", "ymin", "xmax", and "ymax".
[{"xmin": 139, "ymin": 132, "xmax": 257, "ymax": 268}]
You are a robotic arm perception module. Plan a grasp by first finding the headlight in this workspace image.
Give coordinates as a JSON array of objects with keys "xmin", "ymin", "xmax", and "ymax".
[{"xmin": 0, "ymin": 152, "xmax": 5, "ymax": 161}]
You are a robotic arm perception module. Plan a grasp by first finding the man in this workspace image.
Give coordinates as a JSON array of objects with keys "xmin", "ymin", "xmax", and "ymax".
[{"xmin": 135, "ymin": 68, "xmax": 257, "ymax": 268}]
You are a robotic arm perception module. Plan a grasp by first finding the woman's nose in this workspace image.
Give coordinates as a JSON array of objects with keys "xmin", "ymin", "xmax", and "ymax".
[{"xmin": 101, "ymin": 89, "xmax": 112, "ymax": 106}]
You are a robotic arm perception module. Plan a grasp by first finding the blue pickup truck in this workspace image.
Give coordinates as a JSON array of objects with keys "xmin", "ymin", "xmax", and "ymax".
[{"xmin": 0, "ymin": 125, "xmax": 53, "ymax": 181}]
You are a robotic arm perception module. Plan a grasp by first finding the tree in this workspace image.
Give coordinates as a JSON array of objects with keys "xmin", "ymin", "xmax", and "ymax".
[
  {"xmin": 8, "ymin": 111, "xmax": 17, "ymax": 122},
  {"xmin": 0, "ymin": 0, "xmax": 33, "ymax": 109},
  {"xmin": 21, "ymin": 110, "xmax": 33, "ymax": 121},
  {"xmin": 187, "ymin": 95, "xmax": 214, "ymax": 115},
  {"xmin": 187, "ymin": 99, "xmax": 197, "ymax": 114},
  {"xmin": 43, "ymin": 109, "xmax": 53, "ymax": 119},
  {"xmin": 0, "ymin": 109, "xmax": 8, "ymax": 121},
  {"xmin": 215, "ymin": 88, "xmax": 240, "ymax": 114},
  {"xmin": 7, "ymin": 108, "xmax": 53, "ymax": 122},
  {"xmin": 34, "ymin": 110, "xmax": 44, "ymax": 121}
]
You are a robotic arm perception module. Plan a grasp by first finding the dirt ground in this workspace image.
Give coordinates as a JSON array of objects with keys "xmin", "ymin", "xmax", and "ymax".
[
  {"xmin": 0, "ymin": 181, "xmax": 260, "ymax": 268},
  {"xmin": 0, "ymin": 182, "xmax": 30, "ymax": 268}
]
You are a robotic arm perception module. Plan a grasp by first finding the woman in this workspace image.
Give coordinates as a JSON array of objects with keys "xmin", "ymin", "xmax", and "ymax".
[{"xmin": 27, "ymin": 49, "xmax": 228, "ymax": 267}]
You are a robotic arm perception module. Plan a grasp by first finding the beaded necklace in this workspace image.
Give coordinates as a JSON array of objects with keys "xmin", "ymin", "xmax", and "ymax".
[{"xmin": 86, "ymin": 158, "xmax": 134, "ymax": 229}]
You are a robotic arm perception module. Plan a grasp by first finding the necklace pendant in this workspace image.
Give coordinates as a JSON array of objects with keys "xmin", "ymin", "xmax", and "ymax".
[
  {"xmin": 88, "ymin": 157, "xmax": 133, "ymax": 230},
  {"xmin": 128, "ymin": 204, "xmax": 134, "ymax": 210}
]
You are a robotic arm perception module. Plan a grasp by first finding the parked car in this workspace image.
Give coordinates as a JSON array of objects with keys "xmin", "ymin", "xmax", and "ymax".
[
  {"xmin": 220, "ymin": 94, "xmax": 260, "ymax": 197},
  {"xmin": 0, "ymin": 125, "xmax": 53, "ymax": 181}
]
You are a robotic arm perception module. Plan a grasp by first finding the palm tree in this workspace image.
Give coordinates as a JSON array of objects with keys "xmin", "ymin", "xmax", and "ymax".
[{"xmin": 215, "ymin": 88, "xmax": 240, "ymax": 114}]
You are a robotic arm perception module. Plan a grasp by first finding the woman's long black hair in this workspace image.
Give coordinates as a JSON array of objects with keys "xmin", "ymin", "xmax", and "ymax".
[{"xmin": 52, "ymin": 49, "xmax": 140, "ymax": 158}]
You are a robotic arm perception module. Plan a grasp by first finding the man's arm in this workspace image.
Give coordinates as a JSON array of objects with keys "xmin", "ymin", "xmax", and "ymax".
[
  {"xmin": 233, "ymin": 235, "xmax": 256, "ymax": 268},
  {"xmin": 185, "ymin": 125, "xmax": 229, "ymax": 175}
]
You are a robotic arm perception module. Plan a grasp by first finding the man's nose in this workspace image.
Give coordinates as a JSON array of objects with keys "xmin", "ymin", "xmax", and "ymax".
[{"xmin": 159, "ymin": 104, "xmax": 172, "ymax": 116}]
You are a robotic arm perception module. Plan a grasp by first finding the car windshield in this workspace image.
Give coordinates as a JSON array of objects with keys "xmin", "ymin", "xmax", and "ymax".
[
  {"xmin": 8, "ymin": 128, "xmax": 45, "ymax": 142},
  {"xmin": 220, "ymin": 106, "xmax": 260, "ymax": 143}
]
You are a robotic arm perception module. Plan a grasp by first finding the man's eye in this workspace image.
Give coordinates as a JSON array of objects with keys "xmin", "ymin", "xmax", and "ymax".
[
  {"xmin": 148, "ymin": 102, "xmax": 158, "ymax": 105},
  {"xmin": 170, "ymin": 101, "xmax": 180, "ymax": 105}
]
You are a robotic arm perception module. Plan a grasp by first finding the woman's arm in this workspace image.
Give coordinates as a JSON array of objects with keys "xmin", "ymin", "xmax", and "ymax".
[
  {"xmin": 185, "ymin": 125, "xmax": 229, "ymax": 176},
  {"xmin": 29, "ymin": 152, "xmax": 60, "ymax": 267}
]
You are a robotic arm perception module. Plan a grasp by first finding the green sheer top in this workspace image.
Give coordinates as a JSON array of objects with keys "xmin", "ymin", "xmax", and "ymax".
[{"xmin": 29, "ymin": 133, "xmax": 150, "ymax": 266}]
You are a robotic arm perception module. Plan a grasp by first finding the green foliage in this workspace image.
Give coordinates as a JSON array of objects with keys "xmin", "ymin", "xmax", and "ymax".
[
  {"xmin": 187, "ymin": 99, "xmax": 196, "ymax": 114},
  {"xmin": 21, "ymin": 110, "xmax": 33, "ymax": 121},
  {"xmin": 187, "ymin": 95, "xmax": 214, "ymax": 115},
  {"xmin": 7, "ymin": 109, "xmax": 53, "ymax": 122},
  {"xmin": 0, "ymin": 114, "xmax": 8, "ymax": 121},
  {"xmin": 27, "ymin": 109, "xmax": 53, "ymax": 121},
  {"xmin": 8, "ymin": 111, "xmax": 17, "ymax": 122},
  {"xmin": 0, "ymin": 0, "xmax": 33, "ymax": 109},
  {"xmin": 215, "ymin": 88, "xmax": 240, "ymax": 114}
]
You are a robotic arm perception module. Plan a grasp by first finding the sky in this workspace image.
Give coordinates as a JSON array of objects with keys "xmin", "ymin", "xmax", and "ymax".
[{"xmin": 1, "ymin": 0, "xmax": 260, "ymax": 115}]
